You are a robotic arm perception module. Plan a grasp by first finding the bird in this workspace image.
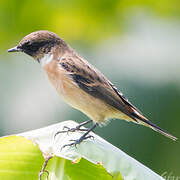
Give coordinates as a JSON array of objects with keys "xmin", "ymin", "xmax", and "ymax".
[{"xmin": 8, "ymin": 30, "xmax": 177, "ymax": 147}]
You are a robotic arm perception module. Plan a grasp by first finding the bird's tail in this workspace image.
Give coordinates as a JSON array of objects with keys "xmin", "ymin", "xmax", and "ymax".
[{"xmin": 132, "ymin": 110, "xmax": 177, "ymax": 141}]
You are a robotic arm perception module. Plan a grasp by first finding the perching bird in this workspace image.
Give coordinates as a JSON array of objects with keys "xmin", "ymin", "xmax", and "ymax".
[{"xmin": 8, "ymin": 30, "xmax": 177, "ymax": 147}]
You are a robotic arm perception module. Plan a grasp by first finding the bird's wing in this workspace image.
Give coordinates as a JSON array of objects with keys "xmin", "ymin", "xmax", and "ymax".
[
  {"xmin": 109, "ymin": 83, "xmax": 142, "ymax": 114},
  {"xmin": 59, "ymin": 55, "xmax": 143, "ymax": 122},
  {"xmin": 58, "ymin": 55, "xmax": 177, "ymax": 141}
]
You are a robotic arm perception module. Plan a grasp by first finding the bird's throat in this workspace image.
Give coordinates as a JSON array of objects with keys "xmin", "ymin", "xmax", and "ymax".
[{"xmin": 39, "ymin": 54, "xmax": 54, "ymax": 67}]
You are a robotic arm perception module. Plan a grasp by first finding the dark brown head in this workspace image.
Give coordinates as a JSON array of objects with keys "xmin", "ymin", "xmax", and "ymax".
[{"xmin": 8, "ymin": 30, "xmax": 68, "ymax": 61}]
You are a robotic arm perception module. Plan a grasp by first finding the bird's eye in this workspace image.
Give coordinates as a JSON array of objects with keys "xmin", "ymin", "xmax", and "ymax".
[
  {"xmin": 22, "ymin": 41, "xmax": 45, "ymax": 53},
  {"xmin": 21, "ymin": 40, "xmax": 51, "ymax": 56},
  {"xmin": 27, "ymin": 43, "xmax": 39, "ymax": 52}
]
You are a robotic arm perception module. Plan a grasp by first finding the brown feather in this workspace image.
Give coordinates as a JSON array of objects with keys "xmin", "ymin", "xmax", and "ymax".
[{"xmin": 59, "ymin": 55, "xmax": 140, "ymax": 121}]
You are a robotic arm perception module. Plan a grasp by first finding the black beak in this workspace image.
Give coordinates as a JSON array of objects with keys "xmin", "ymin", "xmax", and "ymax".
[{"xmin": 8, "ymin": 46, "xmax": 21, "ymax": 53}]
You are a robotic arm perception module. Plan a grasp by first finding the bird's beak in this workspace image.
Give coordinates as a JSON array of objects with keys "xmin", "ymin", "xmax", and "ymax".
[{"xmin": 8, "ymin": 46, "xmax": 21, "ymax": 53}]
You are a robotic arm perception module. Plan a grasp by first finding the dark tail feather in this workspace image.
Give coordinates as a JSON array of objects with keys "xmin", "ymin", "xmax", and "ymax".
[
  {"xmin": 132, "ymin": 112, "xmax": 177, "ymax": 141},
  {"xmin": 143, "ymin": 119, "xmax": 177, "ymax": 141}
]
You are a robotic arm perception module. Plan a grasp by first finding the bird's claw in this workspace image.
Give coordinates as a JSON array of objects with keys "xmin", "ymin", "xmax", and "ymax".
[
  {"xmin": 63, "ymin": 126, "xmax": 71, "ymax": 131},
  {"xmin": 61, "ymin": 135, "xmax": 94, "ymax": 150},
  {"xmin": 55, "ymin": 126, "xmax": 88, "ymax": 139},
  {"xmin": 61, "ymin": 142, "xmax": 78, "ymax": 150},
  {"xmin": 86, "ymin": 135, "xmax": 94, "ymax": 140}
]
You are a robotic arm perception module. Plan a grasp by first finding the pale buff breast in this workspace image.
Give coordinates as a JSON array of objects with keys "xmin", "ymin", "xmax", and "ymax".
[{"xmin": 42, "ymin": 56, "xmax": 132, "ymax": 123}]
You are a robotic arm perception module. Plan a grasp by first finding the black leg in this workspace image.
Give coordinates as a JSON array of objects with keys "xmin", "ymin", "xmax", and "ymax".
[
  {"xmin": 54, "ymin": 120, "xmax": 92, "ymax": 138},
  {"xmin": 62, "ymin": 123, "xmax": 98, "ymax": 149}
]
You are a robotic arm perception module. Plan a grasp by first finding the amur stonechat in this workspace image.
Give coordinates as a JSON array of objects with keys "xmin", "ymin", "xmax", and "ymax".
[{"xmin": 8, "ymin": 30, "xmax": 177, "ymax": 147}]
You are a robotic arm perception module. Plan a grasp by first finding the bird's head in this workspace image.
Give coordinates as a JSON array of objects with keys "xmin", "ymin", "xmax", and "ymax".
[{"xmin": 8, "ymin": 30, "xmax": 67, "ymax": 61}]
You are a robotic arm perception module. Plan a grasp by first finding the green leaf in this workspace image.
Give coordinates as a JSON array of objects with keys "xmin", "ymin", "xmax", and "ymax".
[
  {"xmin": 45, "ymin": 157, "xmax": 120, "ymax": 180},
  {"xmin": 0, "ymin": 136, "xmax": 44, "ymax": 180},
  {"xmin": 0, "ymin": 121, "xmax": 164, "ymax": 180}
]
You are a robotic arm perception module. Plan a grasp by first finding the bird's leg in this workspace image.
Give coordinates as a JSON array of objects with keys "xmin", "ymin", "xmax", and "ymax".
[
  {"xmin": 54, "ymin": 120, "xmax": 92, "ymax": 137},
  {"xmin": 63, "ymin": 119, "xmax": 92, "ymax": 132},
  {"xmin": 62, "ymin": 123, "xmax": 98, "ymax": 149}
]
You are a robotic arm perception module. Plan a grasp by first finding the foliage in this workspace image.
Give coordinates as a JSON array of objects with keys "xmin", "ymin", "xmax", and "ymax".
[{"xmin": 0, "ymin": 121, "xmax": 165, "ymax": 180}]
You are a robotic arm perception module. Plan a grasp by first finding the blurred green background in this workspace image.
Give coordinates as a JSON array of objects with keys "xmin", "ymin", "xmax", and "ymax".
[{"xmin": 0, "ymin": 0, "xmax": 180, "ymax": 177}]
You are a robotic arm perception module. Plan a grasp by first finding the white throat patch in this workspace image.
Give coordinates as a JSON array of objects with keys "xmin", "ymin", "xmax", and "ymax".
[{"xmin": 40, "ymin": 54, "xmax": 54, "ymax": 67}]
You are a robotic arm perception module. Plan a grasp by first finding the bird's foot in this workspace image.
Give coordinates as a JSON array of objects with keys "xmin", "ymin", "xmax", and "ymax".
[
  {"xmin": 63, "ymin": 125, "xmax": 88, "ymax": 132},
  {"xmin": 54, "ymin": 125, "xmax": 88, "ymax": 138},
  {"xmin": 54, "ymin": 120, "xmax": 93, "ymax": 138},
  {"xmin": 61, "ymin": 135, "xmax": 94, "ymax": 149}
]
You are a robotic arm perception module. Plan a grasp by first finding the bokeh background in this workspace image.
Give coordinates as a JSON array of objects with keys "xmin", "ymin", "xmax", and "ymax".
[{"xmin": 0, "ymin": 0, "xmax": 180, "ymax": 177}]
